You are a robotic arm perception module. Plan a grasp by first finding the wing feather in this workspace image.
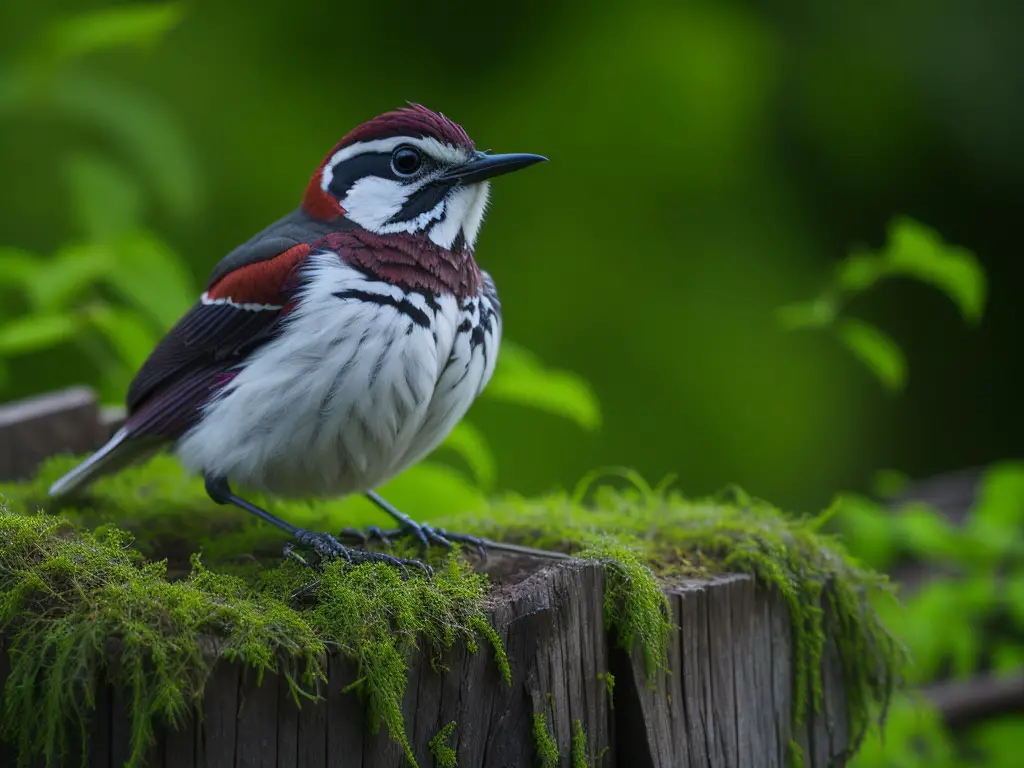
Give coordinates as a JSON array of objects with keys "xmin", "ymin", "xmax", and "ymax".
[{"xmin": 125, "ymin": 243, "xmax": 314, "ymax": 433}]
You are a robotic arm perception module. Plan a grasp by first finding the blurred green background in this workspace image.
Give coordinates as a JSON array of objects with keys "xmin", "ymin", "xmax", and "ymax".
[
  {"xmin": 1, "ymin": 0, "xmax": 1021, "ymax": 512},
  {"xmin": 2, "ymin": 3, "xmax": 1024, "ymax": 766}
]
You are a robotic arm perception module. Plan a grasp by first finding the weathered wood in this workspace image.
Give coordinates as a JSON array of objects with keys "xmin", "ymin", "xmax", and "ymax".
[
  {"xmin": 0, "ymin": 387, "xmax": 855, "ymax": 767},
  {"xmin": 611, "ymin": 577, "xmax": 850, "ymax": 768},
  {"xmin": 0, "ymin": 387, "xmax": 109, "ymax": 481}
]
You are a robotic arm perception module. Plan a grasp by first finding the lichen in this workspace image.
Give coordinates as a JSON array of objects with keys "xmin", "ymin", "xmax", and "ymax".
[
  {"xmin": 428, "ymin": 721, "xmax": 457, "ymax": 768},
  {"xmin": 0, "ymin": 455, "xmax": 904, "ymax": 766},
  {"xmin": 532, "ymin": 713, "xmax": 559, "ymax": 768}
]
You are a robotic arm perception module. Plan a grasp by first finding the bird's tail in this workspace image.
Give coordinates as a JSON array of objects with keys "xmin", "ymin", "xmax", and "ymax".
[{"xmin": 48, "ymin": 427, "xmax": 159, "ymax": 499}]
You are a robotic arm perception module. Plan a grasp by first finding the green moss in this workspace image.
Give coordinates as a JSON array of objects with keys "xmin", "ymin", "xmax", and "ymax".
[
  {"xmin": 577, "ymin": 539, "xmax": 671, "ymax": 682},
  {"xmin": 789, "ymin": 739, "xmax": 805, "ymax": 768},
  {"xmin": 532, "ymin": 713, "xmax": 559, "ymax": 768},
  {"xmin": 0, "ymin": 499, "xmax": 501, "ymax": 768},
  {"xmin": 597, "ymin": 671, "xmax": 614, "ymax": 708},
  {"xmin": 571, "ymin": 719, "xmax": 588, "ymax": 768},
  {"xmin": 428, "ymin": 721, "xmax": 457, "ymax": 768},
  {"xmin": 0, "ymin": 456, "xmax": 904, "ymax": 765},
  {"xmin": 433, "ymin": 483, "xmax": 906, "ymax": 748}
]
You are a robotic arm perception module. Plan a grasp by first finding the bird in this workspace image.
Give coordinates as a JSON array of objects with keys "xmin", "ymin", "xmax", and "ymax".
[{"xmin": 47, "ymin": 103, "xmax": 547, "ymax": 576}]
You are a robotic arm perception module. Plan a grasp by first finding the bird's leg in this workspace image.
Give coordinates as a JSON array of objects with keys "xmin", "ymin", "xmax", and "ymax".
[
  {"xmin": 343, "ymin": 490, "xmax": 487, "ymax": 560},
  {"xmin": 203, "ymin": 475, "xmax": 432, "ymax": 578}
]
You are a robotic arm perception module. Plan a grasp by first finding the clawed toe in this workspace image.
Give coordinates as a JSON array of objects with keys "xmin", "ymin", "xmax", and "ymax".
[
  {"xmin": 336, "ymin": 521, "xmax": 488, "ymax": 561},
  {"xmin": 288, "ymin": 529, "xmax": 431, "ymax": 580}
]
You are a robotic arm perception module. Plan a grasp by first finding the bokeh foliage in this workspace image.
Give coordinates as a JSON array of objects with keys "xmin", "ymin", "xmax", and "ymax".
[
  {"xmin": 2, "ymin": 2, "xmax": 1023, "ymax": 766},
  {"xmin": 3, "ymin": 0, "xmax": 1019, "ymax": 510}
]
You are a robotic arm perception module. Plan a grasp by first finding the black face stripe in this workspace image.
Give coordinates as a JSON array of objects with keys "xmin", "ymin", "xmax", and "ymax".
[
  {"xmin": 326, "ymin": 149, "xmax": 440, "ymax": 203},
  {"xmin": 327, "ymin": 152, "xmax": 393, "ymax": 200},
  {"xmin": 392, "ymin": 180, "xmax": 452, "ymax": 224},
  {"xmin": 451, "ymin": 229, "xmax": 466, "ymax": 253},
  {"xmin": 333, "ymin": 289, "xmax": 431, "ymax": 328}
]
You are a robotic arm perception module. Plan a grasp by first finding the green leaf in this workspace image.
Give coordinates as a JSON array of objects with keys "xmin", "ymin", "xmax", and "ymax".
[
  {"xmin": 41, "ymin": 3, "xmax": 186, "ymax": 64},
  {"xmin": 0, "ymin": 248, "xmax": 39, "ymax": 289},
  {"xmin": 836, "ymin": 249, "xmax": 885, "ymax": 293},
  {"xmin": 0, "ymin": 314, "xmax": 80, "ymax": 356},
  {"xmin": 105, "ymin": 231, "xmax": 195, "ymax": 330},
  {"xmin": 438, "ymin": 421, "xmax": 497, "ymax": 491},
  {"xmin": 836, "ymin": 319, "xmax": 907, "ymax": 392},
  {"xmin": 0, "ymin": 71, "xmax": 202, "ymax": 224},
  {"xmin": 871, "ymin": 468, "xmax": 910, "ymax": 498},
  {"xmin": 969, "ymin": 461, "xmax": 1024, "ymax": 527},
  {"xmin": 775, "ymin": 297, "xmax": 837, "ymax": 330},
  {"xmin": 374, "ymin": 462, "xmax": 487, "ymax": 523},
  {"xmin": 65, "ymin": 153, "xmax": 143, "ymax": 240},
  {"xmin": 883, "ymin": 217, "xmax": 987, "ymax": 325},
  {"xmin": 27, "ymin": 243, "xmax": 114, "ymax": 313},
  {"xmin": 830, "ymin": 492, "xmax": 900, "ymax": 569},
  {"xmin": 485, "ymin": 342, "xmax": 601, "ymax": 430},
  {"xmin": 86, "ymin": 304, "xmax": 161, "ymax": 372},
  {"xmin": 897, "ymin": 504, "xmax": 958, "ymax": 561}
]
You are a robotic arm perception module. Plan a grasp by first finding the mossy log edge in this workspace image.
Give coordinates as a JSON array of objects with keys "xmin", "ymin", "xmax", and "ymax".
[
  {"xmin": 0, "ymin": 561, "xmax": 849, "ymax": 768},
  {"xmin": 0, "ymin": 387, "xmax": 852, "ymax": 767}
]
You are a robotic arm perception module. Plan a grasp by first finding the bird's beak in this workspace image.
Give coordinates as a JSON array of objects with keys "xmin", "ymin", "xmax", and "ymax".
[{"xmin": 440, "ymin": 151, "xmax": 548, "ymax": 185}]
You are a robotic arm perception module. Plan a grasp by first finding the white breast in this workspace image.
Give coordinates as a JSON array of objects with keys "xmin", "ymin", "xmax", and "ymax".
[{"xmin": 175, "ymin": 251, "xmax": 501, "ymax": 498}]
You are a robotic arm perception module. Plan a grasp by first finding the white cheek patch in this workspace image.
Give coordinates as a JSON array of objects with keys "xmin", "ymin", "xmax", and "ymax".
[
  {"xmin": 338, "ymin": 176, "xmax": 410, "ymax": 231},
  {"xmin": 459, "ymin": 181, "xmax": 491, "ymax": 249},
  {"xmin": 427, "ymin": 182, "xmax": 491, "ymax": 250},
  {"xmin": 322, "ymin": 137, "xmax": 492, "ymax": 249}
]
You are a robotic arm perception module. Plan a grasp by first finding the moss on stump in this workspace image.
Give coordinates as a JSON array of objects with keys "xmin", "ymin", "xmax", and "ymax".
[{"xmin": 0, "ymin": 455, "xmax": 904, "ymax": 767}]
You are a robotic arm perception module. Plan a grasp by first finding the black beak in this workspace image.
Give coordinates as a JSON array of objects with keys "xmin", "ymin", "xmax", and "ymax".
[{"xmin": 440, "ymin": 151, "xmax": 548, "ymax": 185}]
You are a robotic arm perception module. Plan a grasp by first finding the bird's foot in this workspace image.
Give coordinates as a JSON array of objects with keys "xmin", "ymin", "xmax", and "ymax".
[
  {"xmin": 340, "ymin": 521, "xmax": 488, "ymax": 560},
  {"xmin": 286, "ymin": 528, "xmax": 433, "ymax": 579}
]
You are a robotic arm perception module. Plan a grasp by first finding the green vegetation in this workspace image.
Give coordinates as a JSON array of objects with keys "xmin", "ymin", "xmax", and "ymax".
[
  {"xmin": 427, "ymin": 721, "xmax": 458, "ymax": 768},
  {"xmin": 532, "ymin": 714, "xmax": 559, "ymax": 768},
  {"xmin": 576, "ymin": 539, "xmax": 671, "ymax": 682},
  {"xmin": 3, "ymin": 5, "xmax": 1017, "ymax": 767},
  {"xmin": 0, "ymin": 454, "xmax": 902, "ymax": 767},
  {"xmin": 777, "ymin": 217, "xmax": 986, "ymax": 393},
  {"xmin": 833, "ymin": 462, "xmax": 1024, "ymax": 768},
  {"xmin": 571, "ymin": 719, "xmax": 589, "ymax": 768},
  {"xmin": 597, "ymin": 671, "xmax": 615, "ymax": 708},
  {"xmin": 434, "ymin": 478, "xmax": 904, "ymax": 740},
  {"xmin": 0, "ymin": 501, "xmax": 503, "ymax": 768}
]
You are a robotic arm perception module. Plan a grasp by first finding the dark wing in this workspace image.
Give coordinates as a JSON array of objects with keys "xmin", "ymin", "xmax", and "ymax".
[{"xmin": 124, "ymin": 242, "xmax": 314, "ymax": 439}]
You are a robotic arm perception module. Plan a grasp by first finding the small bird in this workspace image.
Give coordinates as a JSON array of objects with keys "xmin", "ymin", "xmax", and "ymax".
[{"xmin": 48, "ymin": 103, "xmax": 546, "ymax": 575}]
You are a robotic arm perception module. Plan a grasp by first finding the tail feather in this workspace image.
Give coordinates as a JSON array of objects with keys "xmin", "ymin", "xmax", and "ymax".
[{"xmin": 48, "ymin": 428, "xmax": 160, "ymax": 499}]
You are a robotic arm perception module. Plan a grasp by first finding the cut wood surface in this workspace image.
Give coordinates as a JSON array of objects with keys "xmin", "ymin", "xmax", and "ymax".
[{"xmin": 0, "ymin": 387, "xmax": 853, "ymax": 767}]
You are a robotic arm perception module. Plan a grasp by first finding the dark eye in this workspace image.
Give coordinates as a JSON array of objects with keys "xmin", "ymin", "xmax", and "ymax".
[{"xmin": 391, "ymin": 146, "xmax": 422, "ymax": 176}]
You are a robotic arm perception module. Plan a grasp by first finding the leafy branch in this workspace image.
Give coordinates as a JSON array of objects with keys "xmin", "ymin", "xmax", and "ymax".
[{"xmin": 777, "ymin": 216, "xmax": 987, "ymax": 392}]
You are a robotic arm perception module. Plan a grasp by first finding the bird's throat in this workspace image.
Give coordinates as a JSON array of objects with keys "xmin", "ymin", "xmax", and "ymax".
[{"xmin": 314, "ymin": 230, "xmax": 482, "ymax": 299}]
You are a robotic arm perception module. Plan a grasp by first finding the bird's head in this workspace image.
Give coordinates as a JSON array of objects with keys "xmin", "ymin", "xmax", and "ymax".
[{"xmin": 303, "ymin": 104, "xmax": 546, "ymax": 253}]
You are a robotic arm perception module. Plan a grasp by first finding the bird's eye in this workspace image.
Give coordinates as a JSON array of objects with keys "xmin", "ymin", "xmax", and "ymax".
[{"xmin": 391, "ymin": 146, "xmax": 423, "ymax": 177}]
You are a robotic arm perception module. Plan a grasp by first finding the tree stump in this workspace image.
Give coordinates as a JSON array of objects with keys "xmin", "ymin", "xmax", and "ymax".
[
  {"xmin": 0, "ymin": 388, "xmax": 855, "ymax": 767},
  {"xmin": 0, "ymin": 562, "xmax": 850, "ymax": 767}
]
